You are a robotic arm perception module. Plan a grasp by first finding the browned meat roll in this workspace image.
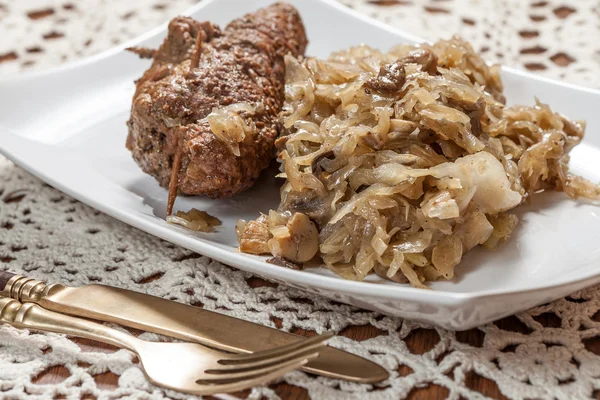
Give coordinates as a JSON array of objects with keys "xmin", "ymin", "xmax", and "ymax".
[{"xmin": 126, "ymin": 3, "xmax": 308, "ymax": 213}]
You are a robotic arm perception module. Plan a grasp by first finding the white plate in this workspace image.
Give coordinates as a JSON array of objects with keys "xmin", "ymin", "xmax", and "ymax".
[{"xmin": 1, "ymin": 0, "xmax": 600, "ymax": 330}]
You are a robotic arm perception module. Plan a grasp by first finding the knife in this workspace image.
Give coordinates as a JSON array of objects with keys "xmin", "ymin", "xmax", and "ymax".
[{"xmin": 0, "ymin": 271, "xmax": 388, "ymax": 383}]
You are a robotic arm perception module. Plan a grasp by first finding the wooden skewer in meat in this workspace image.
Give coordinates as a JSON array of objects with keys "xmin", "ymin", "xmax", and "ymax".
[{"xmin": 126, "ymin": 3, "xmax": 308, "ymax": 215}]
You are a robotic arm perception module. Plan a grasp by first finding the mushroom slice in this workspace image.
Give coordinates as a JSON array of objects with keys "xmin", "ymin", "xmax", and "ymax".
[{"xmin": 268, "ymin": 212, "xmax": 319, "ymax": 263}]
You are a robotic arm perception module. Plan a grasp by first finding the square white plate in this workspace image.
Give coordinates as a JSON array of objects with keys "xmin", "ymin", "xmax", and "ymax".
[{"xmin": 1, "ymin": 0, "xmax": 600, "ymax": 330}]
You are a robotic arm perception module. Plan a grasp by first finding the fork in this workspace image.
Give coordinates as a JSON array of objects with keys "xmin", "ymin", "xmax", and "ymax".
[{"xmin": 0, "ymin": 296, "xmax": 331, "ymax": 395}]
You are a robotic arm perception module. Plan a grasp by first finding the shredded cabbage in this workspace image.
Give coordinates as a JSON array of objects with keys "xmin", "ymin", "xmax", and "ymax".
[{"xmin": 237, "ymin": 36, "xmax": 599, "ymax": 288}]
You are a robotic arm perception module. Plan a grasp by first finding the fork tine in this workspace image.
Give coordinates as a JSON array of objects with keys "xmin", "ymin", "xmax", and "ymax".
[
  {"xmin": 202, "ymin": 352, "xmax": 319, "ymax": 382},
  {"xmin": 220, "ymin": 332, "xmax": 334, "ymax": 363},
  {"xmin": 214, "ymin": 337, "xmax": 328, "ymax": 372},
  {"xmin": 197, "ymin": 353, "xmax": 317, "ymax": 385},
  {"xmin": 193, "ymin": 356, "xmax": 311, "ymax": 395}
]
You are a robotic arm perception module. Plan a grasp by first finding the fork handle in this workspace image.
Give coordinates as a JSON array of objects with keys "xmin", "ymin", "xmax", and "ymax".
[{"xmin": 0, "ymin": 296, "xmax": 140, "ymax": 352}]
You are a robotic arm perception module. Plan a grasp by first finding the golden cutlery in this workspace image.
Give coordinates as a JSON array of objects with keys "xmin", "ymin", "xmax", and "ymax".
[
  {"xmin": 0, "ymin": 295, "xmax": 332, "ymax": 395},
  {"xmin": 0, "ymin": 271, "xmax": 389, "ymax": 383}
]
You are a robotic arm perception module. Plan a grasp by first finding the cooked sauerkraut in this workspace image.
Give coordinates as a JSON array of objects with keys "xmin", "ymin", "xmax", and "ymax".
[
  {"xmin": 167, "ymin": 208, "xmax": 221, "ymax": 232},
  {"xmin": 237, "ymin": 36, "xmax": 600, "ymax": 288},
  {"xmin": 206, "ymin": 102, "xmax": 258, "ymax": 157}
]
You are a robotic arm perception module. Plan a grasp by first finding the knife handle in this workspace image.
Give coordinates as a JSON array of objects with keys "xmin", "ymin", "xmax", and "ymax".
[
  {"xmin": 0, "ymin": 271, "xmax": 16, "ymax": 292},
  {"xmin": 0, "ymin": 273, "xmax": 48, "ymax": 303}
]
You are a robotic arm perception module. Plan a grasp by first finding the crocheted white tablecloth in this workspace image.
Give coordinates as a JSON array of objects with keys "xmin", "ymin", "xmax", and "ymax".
[{"xmin": 1, "ymin": 0, "xmax": 600, "ymax": 399}]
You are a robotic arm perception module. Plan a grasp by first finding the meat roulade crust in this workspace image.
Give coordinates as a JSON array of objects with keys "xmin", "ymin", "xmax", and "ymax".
[{"xmin": 126, "ymin": 3, "xmax": 308, "ymax": 214}]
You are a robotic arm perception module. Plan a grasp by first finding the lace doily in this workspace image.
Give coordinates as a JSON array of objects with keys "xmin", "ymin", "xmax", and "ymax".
[{"xmin": 1, "ymin": 0, "xmax": 600, "ymax": 399}]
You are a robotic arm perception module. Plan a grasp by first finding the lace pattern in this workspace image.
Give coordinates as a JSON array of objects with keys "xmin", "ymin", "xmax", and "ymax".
[{"xmin": 1, "ymin": 0, "xmax": 600, "ymax": 399}]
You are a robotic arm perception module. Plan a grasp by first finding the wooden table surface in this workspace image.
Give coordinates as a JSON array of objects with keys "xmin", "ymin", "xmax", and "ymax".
[{"xmin": 31, "ymin": 277, "xmax": 587, "ymax": 400}]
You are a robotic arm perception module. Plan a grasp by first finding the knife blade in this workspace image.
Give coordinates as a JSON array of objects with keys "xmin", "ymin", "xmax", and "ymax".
[{"xmin": 0, "ymin": 272, "xmax": 388, "ymax": 383}]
